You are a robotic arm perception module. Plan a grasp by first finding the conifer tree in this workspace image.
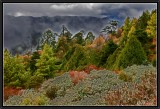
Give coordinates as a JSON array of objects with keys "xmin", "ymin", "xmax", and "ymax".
[
  {"xmin": 146, "ymin": 11, "xmax": 156, "ymax": 38},
  {"xmin": 114, "ymin": 35, "xmax": 147, "ymax": 70},
  {"xmin": 35, "ymin": 44, "xmax": 58, "ymax": 79},
  {"xmin": 4, "ymin": 49, "xmax": 31, "ymax": 87}
]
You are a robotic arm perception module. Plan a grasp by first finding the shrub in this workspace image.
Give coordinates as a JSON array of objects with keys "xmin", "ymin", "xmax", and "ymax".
[
  {"xmin": 45, "ymin": 85, "xmax": 59, "ymax": 99},
  {"xmin": 26, "ymin": 75, "xmax": 44, "ymax": 88},
  {"xmin": 4, "ymin": 89, "xmax": 50, "ymax": 106},
  {"xmin": 69, "ymin": 71, "xmax": 88, "ymax": 84},
  {"xmin": 119, "ymin": 72, "xmax": 132, "ymax": 82},
  {"xmin": 105, "ymin": 70, "xmax": 156, "ymax": 106}
]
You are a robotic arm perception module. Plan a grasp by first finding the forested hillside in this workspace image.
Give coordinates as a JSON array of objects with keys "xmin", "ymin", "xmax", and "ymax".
[{"xmin": 3, "ymin": 9, "xmax": 157, "ymax": 106}]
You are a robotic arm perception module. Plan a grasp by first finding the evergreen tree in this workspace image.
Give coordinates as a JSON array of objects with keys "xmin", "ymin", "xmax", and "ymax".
[
  {"xmin": 85, "ymin": 32, "xmax": 95, "ymax": 45},
  {"xmin": 72, "ymin": 31, "xmax": 85, "ymax": 45},
  {"xmin": 119, "ymin": 17, "xmax": 131, "ymax": 47},
  {"xmin": 4, "ymin": 49, "xmax": 31, "ymax": 87},
  {"xmin": 38, "ymin": 29, "xmax": 56, "ymax": 49},
  {"xmin": 59, "ymin": 25, "xmax": 72, "ymax": 42},
  {"xmin": 35, "ymin": 44, "xmax": 58, "ymax": 79},
  {"xmin": 114, "ymin": 35, "xmax": 147, "ymax": 70},
  {"xmin": 29, "ymin": 51, "xmax": 41, "ymax": 75},
  {"xmin": 98, "ymin": 40, "xmax": 118, "ymax": 67},
  {"xmin": 146, "ymin": 11, "xmax": 157, "ymax": 38},
  {"xmin": 136, "ymin": 10, "xmax": 150, "ymax": 30}
]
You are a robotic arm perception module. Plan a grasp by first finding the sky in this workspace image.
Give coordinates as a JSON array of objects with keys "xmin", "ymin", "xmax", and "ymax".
[{"xmin": 3, "ymin": 3, "xmax": 157, "ymax": 18}]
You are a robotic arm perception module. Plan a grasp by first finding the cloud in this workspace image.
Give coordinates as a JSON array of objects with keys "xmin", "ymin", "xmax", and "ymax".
[{"xmin": 3, "ymin": 3, "xmax": 156, "ymax": 18}]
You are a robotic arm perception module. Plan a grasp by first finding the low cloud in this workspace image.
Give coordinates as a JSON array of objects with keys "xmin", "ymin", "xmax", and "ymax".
[{"xmin": 4, "ymin": 3, "xmax": 156, "ymax": 18}]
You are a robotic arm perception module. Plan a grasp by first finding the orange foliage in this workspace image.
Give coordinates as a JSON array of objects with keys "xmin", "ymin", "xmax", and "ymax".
[
  {"xmin": 69, "ymin": 71, "xmax": 88, "ymax": 84},
  {"xmin": 89, "ymin": 35, "xmax": 106, "ymax": 48},
  {"xmin": 4, "ymin": 87, "xmax": 23, "ymax": 101}
]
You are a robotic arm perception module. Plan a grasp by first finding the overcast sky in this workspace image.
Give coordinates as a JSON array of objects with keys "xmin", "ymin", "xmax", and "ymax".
[{"xmin": 3, "ymin": 3, "xmax": 157, "ymax": 18}]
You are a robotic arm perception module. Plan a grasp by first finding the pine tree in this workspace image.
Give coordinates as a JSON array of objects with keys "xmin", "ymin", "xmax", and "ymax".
[
  {"xmin": 38, "ymin": 29, "xmax": 56, "ymax": 49},
  {"xmin": 72, "ymin": 31, "xmax": 85, "ymax": 45},
  {"xmin": 35, "ymin": 44, "xmax": 58, "ymax": 79},
  {"xmin": 136, "ymin": 10, "xmax": 150, "ymax": 30},
  {"xmin": 119, "ymin": 17, "xmax": 131, "ymax": 47},
  {"xmin": 98, "ymin": 40, "xmax": 118, "ymax": 67},
  {"xmin": 146, "ymin": 11, "xmax": 156, "ymax": 38},
  {"xmin": 114, "ymin": 35, "xmax": 147, "ymax": 70},
  {"xmin": 85, "ymin": 32, "xmax": 95, "ymax": 45},
  {"xmin": 4, "ymin": 49, "xmax": 31, "ymax": 87}
]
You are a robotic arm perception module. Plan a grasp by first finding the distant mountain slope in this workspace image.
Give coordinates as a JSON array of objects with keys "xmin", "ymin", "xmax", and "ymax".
[{"xmin": 4, "ymin": 15, "xmax": 123, "ymax": 53}]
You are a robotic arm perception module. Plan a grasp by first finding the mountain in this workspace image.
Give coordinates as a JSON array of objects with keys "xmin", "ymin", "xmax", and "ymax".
[{"xmin": 4, "ymin": 15, "xmax": 124, "ymax": 54}]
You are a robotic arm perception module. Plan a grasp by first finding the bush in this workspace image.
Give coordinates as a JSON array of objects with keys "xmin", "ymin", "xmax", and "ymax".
[
  {"xmin": 45, "ymin": 85, "xmax": 59, "ymax": 99},
  {"xmin": 26, "ymin": 75, "xmax": 44, "ymax": 88},
  {"xmin": 119, "ymin": 72, "xmax": 132, "ymax": 82},
  {"xmin": 105, "ymin": 70, "xmax": 156, "ymax": 106},
  {"xmin": 152, "ymin": 58, "xmax": 156, "ymax": 67},
  {"xmin": 4, "ymin": 89, "xmax": 50, "ymax": 106}
]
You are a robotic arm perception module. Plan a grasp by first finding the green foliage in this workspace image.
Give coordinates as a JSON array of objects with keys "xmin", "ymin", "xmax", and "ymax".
[
  {"xmin": 114, "ymin": 35, "xmax": 147, "ymax": 70},
  {"xmin": 64, "ymin": 45, "xmax": 88, "ymax": 71},
  {"xmin": 4, "ymin": 49, "xmax": 31, "ymax": 88},
  {"xmin": 26, "ymin": 75, "xmax": 44, "ymax": 88},
  {"xmin": 72, "ymin": 31, "xmax": 85, "ymax": 45},
  {"xmin": 136, "ymin": 10, "xmax": 150, "ymax": 30},
  {"xmin": 152, "ymin": 58, "xmax": 156, "ymax": 67},
  {"xmin": 55, "ymin": 36, "xmax": 70, "ymax": 58},
  {"xmin": 86, "ymin": 48, "xmax": 101, "ymax": 66},
  {"xmin": 29, "ymin": 51, "xmax": 40, "ymax": 74},
  {"xmin": 119, "ymin": 72, "xmax": 132, "ymax": 82},
  {"xmin": 4, "ymin": 89, "xmax": 50, "ymax": 106},
  {"xmin": 59, "ymin": 25, "xmax": 72, "ymax": 42},
  {"xmin": 105, "ymin": 47, "xmax": 121, "ymax": 70},
  {"xmin": 38, "ymin": 28, "xmax": 56, "ymax": 49},
  {"xmin": 146, "ymin": 11, "xmax": 157, "ymax": 38},
  {"xmin": 85, "ymin": 32, "xmax": 95, "ymax": 45},
  {"xmin": 35, "ymin": 44, "xmax": 59, "ymax": 79},
  {"xmin": 98, "ymin": 40, "xmax": 118, "ymax": 67}
]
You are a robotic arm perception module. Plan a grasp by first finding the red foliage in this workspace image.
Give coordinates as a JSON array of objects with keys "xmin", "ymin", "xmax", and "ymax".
[
  {"xmin": 69, "ymin": 71, "xmax": 88, "ymax": 84},
  {"xmin": 69, "ymin": 65, "xmax": 105, "ymax": 84},
  {"xmin": 4, "ymin": 87, "xmax": 23, "ymax": 101}
]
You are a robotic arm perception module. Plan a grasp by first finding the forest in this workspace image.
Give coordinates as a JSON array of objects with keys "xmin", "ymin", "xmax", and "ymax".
[{"xmin": 3, "ymin": 9, "xmax": 157, "ymax": 106}]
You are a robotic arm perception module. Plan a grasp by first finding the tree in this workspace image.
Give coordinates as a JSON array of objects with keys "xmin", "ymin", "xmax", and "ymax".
[
  {"xmin": 4, "ymin": 49, "xmax": 31, "ymax": 88},
  {"xmin": 72, "ymin": 31, "xmax": 85, "ymax": 45},
  {"xmin": 29, "ymin": 51, "xmax": 41, "ymax": 75},
  {"xmin": 85, "ymin": 32, "xmax": 95, "ymax": 45},
  {"xmin": 128, "ymin": 18, "xmax": 137, "ymax": 37},
  {"xmin": 98, "ymin": 40, "xmax": 118, "ymax": 67},
  {"xmin": 146, "ymin": 12, "xmax": 156, "ymax": 38},
  {"xmin": 101, "ymin": 20, "xmax": 119, "ymax": 35},
  {"xmin": 55, "ymin": 36, "xmax": 70, "ymax": 58},
  {"xmin": 136, "ymin": 10, "xmax": 150, "ymax": 30},
  {"xmin": 35, "ymin": 44, "xmax": 59, "ymax": 79},
  {"xmin": 38, "ymin": 29, "xmax": 56, "ymax": 49},
  {"xmin": 114, "ymin": 35, "xmax": 147, "ymax": 70},
  {"xmin": 119, "ymin": 17, "xmax": 131, "ymax": 47},
  {"xmin": 59, "ymin": 25, "xmax": 72, "ymax": 42},
  {"xmin": 64, "ymin": 45, "xmax": 88, "ymax": 71}
]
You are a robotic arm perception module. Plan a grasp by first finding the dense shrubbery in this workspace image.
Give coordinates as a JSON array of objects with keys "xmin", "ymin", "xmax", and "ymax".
[
  {"xmin": 4, "ymin": 89, "xmax": 50, "ymax": 106},
  {"xmin": 4, "ymin": 65, "xmax": 156, "ymax": 106}
]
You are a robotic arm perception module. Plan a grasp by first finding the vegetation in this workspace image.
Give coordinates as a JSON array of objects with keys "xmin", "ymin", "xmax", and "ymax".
[{"xmin": 3, "ymin": 9, "xmax": 157, "ymax": 106}]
